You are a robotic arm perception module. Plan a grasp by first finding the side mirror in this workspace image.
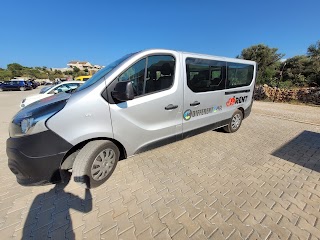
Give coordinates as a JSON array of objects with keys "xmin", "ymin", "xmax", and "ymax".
[
  {"xmin": 111, "ymin": 81, "xmax": 134, "ymax": 101},
  {"xmin": 54, "ymin": 90, "xmax": 59, "ymax": 94}
]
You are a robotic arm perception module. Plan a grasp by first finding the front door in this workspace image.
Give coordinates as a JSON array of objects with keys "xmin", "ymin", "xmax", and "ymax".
[{"xmin": 109, "ymin": 54, "xmax": 183, "ymax": 155}]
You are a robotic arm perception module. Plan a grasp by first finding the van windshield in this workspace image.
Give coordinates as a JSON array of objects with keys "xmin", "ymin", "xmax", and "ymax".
[{"xmin": 76, "ymin": 53, "xmax": 135, "ymax": 92}]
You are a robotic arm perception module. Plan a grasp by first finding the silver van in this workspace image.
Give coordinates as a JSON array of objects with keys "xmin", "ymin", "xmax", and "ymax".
[{"xmin": 7, "ymin": 49, "xmax": 257, "ymax": 188}]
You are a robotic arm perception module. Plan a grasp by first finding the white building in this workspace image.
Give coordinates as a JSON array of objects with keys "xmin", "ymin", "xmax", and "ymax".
[{"xmin": 67, "ymin": 61, "xmax": 104, "ymax": 71}]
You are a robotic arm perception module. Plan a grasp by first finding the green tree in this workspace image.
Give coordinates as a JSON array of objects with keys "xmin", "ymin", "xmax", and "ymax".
[
  {"xmin": 281, "ymin": 56, "xmax": 309, "ymax": 87},
  {"xmin": 64, "ymin": 70, "xmax": 74, "ymax": 75},
  {"xmin": 75, "ymin": 70, "xmax": 87, "ymax": 77},
  {"xmin": 307, "ymin": 40, "xmax": 320, "ymax": 86},
  {"xmin": 52, "ymin": 70, "xmax": 64, "ymax": 79},
  {"xmin": 73, "ymin": 67, "xmax": 80, "ymax": 73},
  {"xmin": 0, "ymin": 69, "xmax": 12, "ymax": 80},
  {"xmin": 307, "ymin": 40, "xmax": 320, "ymax": 60},
  {"xmin": 238, "ymin": 44, "xmax": 284, "ymax": 85},
  {"xmin": 7, "ymin": 63, "xmax": 24, "ymax": 77}
]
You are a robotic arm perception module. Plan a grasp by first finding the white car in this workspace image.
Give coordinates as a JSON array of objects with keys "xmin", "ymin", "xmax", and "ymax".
[{"xmin": 20, "ymin": 81, "xmax": 84, "ymax": 108}]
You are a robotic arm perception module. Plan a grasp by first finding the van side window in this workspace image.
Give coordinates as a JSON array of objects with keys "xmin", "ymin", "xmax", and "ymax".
[
  {"xmin": 118, "ymin": 55, "xmax": 175, "ymax": 97},
  {"xmin": 226, "ymin": 63, "xmax": 254, "ymax": 89},
  {"xmin": 145, "ymin": 55, "xmax": 175, "ymax": 94},
  {"xmin": 186, "ymin": 58, "xmax": 226, "ymax": 92},
  {"xmin": 119, "ymin": 58, "xmax": 146, "ymax": 96}
]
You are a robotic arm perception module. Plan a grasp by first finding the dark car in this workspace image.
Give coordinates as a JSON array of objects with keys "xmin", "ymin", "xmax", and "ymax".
[
  {"xmin": 0, "ymin": 80, "xmax": 33, "ymax": 91},
  {"xmin": 28, "ymin": 80, "xmax": 39, "ymax": 89}
]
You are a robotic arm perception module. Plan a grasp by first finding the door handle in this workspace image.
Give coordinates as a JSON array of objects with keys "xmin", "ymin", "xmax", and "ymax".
[
  {"xmin": 165, "ymin": 104, "xmax": 178, "ymax": 110},
  {"xmin": 190, "ymin": 101, "xmax": 200, "ymax": 106}
]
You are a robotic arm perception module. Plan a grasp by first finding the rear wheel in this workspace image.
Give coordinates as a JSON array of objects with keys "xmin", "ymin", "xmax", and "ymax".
[
  {"xmin": 0, "ymin": 88, "xmax": 3, "ymax": 92},
  {"xmin": 20, "ymin": 87, "xmax": 26, "ymax": 91},
  {"xmin": 72, "ymin": 140, "xmax": 119, "ymax": 188},
  {"xmin": 223, "ymin": 109, "xmax": 243, "ymax": 133}
]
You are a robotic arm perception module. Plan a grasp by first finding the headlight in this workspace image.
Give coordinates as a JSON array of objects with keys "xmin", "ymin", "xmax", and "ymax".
[
  {"xmin": 10, "ymin": 100, "xmax": 67, "ymax": 137},
  {"xmin": 21, "ymin": 118, "xmax": 34, "ymax": 134}
]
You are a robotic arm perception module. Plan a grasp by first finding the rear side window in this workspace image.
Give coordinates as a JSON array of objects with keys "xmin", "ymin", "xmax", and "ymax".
[
  {"xmin": 118, "ymin": 55, "xmax": 175, "ymax": 97},
  {"xmin": 186, "ymin": 58, "xmax": 226, "ymax": 92},
  {"xmin": 226, "ymin": 63, "xmax": 254, "ymax": 89}
]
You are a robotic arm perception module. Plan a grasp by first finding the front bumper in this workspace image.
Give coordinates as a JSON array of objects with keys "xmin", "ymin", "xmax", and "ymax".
[{"xmin": 7, "ymin": 130, "xmax": 73, "ymax": 186}]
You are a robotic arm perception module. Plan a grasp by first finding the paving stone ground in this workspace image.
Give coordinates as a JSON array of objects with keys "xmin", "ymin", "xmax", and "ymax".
[{"xmin": 0, "ymin": 89, "xmax": 319, "ymax": 239}]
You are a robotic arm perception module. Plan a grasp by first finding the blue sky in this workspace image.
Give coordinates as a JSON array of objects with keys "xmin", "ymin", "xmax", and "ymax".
[{"xmin": 0, "ymin": 0, "xmax": 319, "ymax": 68}]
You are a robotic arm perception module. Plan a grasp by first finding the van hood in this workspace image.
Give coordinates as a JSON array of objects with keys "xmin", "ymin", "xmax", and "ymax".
[
  {"xmin": 15, "ymin": 93, "xmax": 71, "ymax": 119},
  {"xmin": 10, "ymin": 93, "xmax": 71, "ymax": 137}
]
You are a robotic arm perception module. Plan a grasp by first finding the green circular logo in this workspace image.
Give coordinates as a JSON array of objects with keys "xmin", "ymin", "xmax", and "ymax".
[{"xmin": 183, "ymin": 109, "xmax": 192, "ymax": 121}]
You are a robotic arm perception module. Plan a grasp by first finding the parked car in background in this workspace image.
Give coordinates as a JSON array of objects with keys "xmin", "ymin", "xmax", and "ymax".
[
  {"xmin": 0, "ymin": 80, "xmax": 33, "ymax": 91},
  {"xmin": 74, "ymin": 75, "xmax": 92, "ymax": 81},
  {"xmin": 40, "ymin": 80, "xmax": 53, "ymax": 85},
  {"xmin": 39, "ymin": 85, "xmax": 53, "ymax": 94},
  {"xmin": 26, "ymin": 81, "xmax": 33, "ymax": 89},
  {"xmin": 39, "ymin": 80, "xmax": 62, "ymax": 93},
  {"xmin": 20, "ymin": 81, "xmax": 84, "ymax": 108},
  {"xmin": 29, "ymin": 80, "xmax": 39, "ymax": 89}
]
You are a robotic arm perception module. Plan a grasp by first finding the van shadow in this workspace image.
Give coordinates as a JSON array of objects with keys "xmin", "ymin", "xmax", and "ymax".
[
  {"xmin": 272, "ymin": 130, "xmax": 320, "ymax": 172},
  {"xmin": 22, "ymin": 174, "xmax": 92, "ymax": 240}
]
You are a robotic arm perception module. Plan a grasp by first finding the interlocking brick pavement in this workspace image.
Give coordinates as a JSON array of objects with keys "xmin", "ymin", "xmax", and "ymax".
[{"xmin": 0, "ymin": 89, "xmax": 320, "ymax": 239}]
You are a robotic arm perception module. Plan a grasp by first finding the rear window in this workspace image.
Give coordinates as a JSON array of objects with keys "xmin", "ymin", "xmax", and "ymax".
[
  {"xmin": 226, "ymin": 63, "xmax": 254, "ymax": 89},
  {"xmin": 186, "ymin": 58, "xmax": 254, "ymax": 92}
]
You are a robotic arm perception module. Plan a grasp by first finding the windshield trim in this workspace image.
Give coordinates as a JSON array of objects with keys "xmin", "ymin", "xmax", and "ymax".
[{"xmin": 75, "ymin": 53, "xmax": 137, "ymax": 92}]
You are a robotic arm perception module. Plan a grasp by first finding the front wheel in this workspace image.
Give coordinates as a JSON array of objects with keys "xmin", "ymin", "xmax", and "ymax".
[
  {"xmin": 72, "ymin": 140, "xmax": 120, "ymax": 188},
  {"xmin": 20, "ymin": 87, "xmax": 26, "ymax": 91},
  {"xmin": 0, "ymin": 88, "xmax": 3, "ymax": 92},
  {"xmin": 223, "ymin": 109, "xmax": 243, "ymax": 133}
]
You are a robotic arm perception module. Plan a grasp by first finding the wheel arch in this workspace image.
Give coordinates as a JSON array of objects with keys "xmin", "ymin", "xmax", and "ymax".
[
  {"xmin": 60, "ymin": 137, "xmax": 127, "ymax": 170},
  {"xmin": 238, "ymin": 107, "xmax": 244, "ymax": 118}
]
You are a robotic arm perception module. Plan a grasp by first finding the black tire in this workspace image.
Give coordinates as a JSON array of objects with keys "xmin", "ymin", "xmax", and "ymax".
[
  {"xmin": 223, "ymin": 109, "xmax": 243, "ymax": 133},
  {"xmin": 20, "ymin": 87, "xmax": 26, "ymax": 91},
  {"xmin": 72, "ymin": 140, "xmax": 119, "ymax": 188},
  {"xmin": 0, "ymin": 88, "xmax": 3, "ymax": 92}
]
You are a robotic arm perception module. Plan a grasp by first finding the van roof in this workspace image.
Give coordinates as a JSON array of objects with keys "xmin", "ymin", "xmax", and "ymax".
[{"xmin": 139, "ymin": 48, "xmax": 256, "ymax": 65}]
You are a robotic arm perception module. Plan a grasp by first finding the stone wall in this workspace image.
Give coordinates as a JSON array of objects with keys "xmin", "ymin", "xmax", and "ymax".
[{"xmin": 254, "ymin": 85, "xmax": 320, "ymax": 105}]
